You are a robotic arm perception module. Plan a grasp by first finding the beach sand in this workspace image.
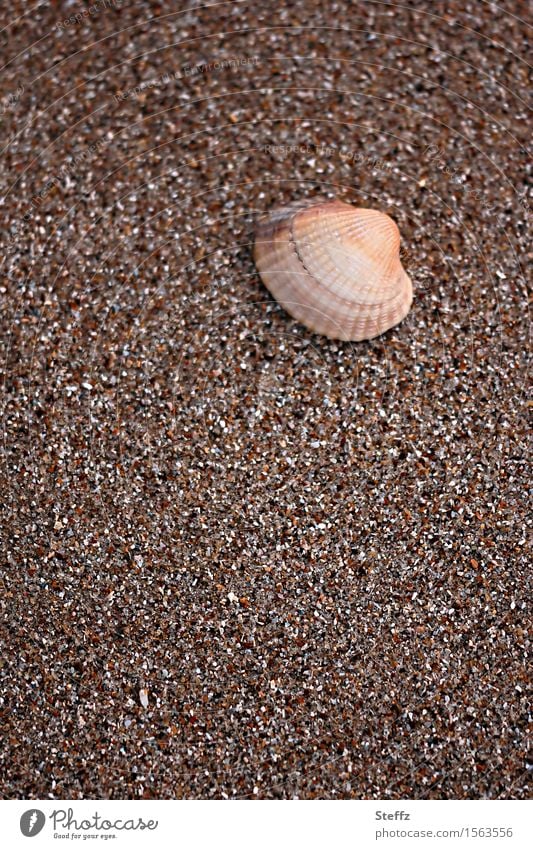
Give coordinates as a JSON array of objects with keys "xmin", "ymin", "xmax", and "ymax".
[{"xmin": 0, "ymin": 0, "xmax": 529, "ymax": 798}]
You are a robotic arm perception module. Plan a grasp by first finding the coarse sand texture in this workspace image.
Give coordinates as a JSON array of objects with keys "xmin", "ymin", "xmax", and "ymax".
[{"xmin": 0, "ymin": 0, "xmax": 529, "ymax": 799}]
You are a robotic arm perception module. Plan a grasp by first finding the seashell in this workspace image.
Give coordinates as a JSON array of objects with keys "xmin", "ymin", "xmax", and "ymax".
[{"xmin": 253, "ymin": 198, "xmax": 413, "ymax": 341}]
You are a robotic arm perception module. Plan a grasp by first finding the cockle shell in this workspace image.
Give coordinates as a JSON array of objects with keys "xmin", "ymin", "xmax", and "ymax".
[{"xmin": 253, "ymin": 198, "xmax": 413, "ymax": 341}]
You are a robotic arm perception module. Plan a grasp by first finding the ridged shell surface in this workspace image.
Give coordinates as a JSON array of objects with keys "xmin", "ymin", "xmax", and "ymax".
[{"xmin": 253, "ymin": 198, "xmax": 413, "ymax": 341}]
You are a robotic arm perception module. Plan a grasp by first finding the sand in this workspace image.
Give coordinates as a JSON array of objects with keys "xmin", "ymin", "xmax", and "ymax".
[{"xmin": 0, "ymin": 0, "xmax": 530, "ymax": 799}]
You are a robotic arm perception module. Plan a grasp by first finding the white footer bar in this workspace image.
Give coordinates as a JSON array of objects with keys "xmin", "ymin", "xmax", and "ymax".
[{"xmin": 3, "ymin": 799, "xmax": 531, "ymax": 849}]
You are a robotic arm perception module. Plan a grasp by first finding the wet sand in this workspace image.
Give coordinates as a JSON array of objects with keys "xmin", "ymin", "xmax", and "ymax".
[{"xmin": 0, "ymin": 1, "xmax": 529, "ymax": 798}]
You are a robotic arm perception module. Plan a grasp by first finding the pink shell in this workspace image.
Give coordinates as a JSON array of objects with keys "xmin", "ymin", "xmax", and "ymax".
[{"xmin": 254, "ymin": 198, "xmax": 413, "ymax": 341}]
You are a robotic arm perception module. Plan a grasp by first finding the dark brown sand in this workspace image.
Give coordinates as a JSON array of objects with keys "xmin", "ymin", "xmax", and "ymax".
[{"xmin": 0, "ymin": 0, "xmax": 530, "ymax": 799}]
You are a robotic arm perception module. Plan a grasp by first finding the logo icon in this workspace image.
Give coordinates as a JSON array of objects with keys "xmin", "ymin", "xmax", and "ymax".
[{"xmin": 20, "ymin": 810, "xmax": 46, "ymax": 837}]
